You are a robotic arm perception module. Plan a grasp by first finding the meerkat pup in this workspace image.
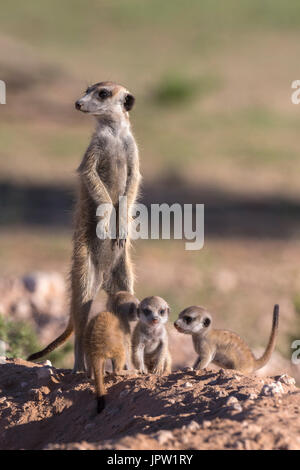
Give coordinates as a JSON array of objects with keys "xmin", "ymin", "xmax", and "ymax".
[
  {"xmin": 174, "ymin": 305, "xmax": 279, "ymax": 374},
  {"xmin": 84, "ymin": 291, "xmax": 139, "ymax": 413},
  {"xmin": 28, "ymin": 82, "xmax": 141, "ymax": 372},
  {"xmin": 132, "ymin": 296, "xmax": 172, "ymax": 375}
]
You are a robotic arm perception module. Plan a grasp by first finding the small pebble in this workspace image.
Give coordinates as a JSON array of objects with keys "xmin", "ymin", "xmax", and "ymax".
[
  {"xmin": 277, "ymin": 374, "xmax": 296, "ymax": 386},
  {"xmin": 202, "ymin": 420, "xmax": 212, "ymax": 429},
  {"xmin": 155, "ymin": 430, "xmax": 173, "ymax": 445},
  {"xmin": 184, "ymin": 382, "xmax": 193, "ymax": 388},
  {"xmin": 261, "ymin": 382, "xmax": 284, "ymax": 396},
  {"xmin": 226, "ymin": 396, "xmax": 239, "ymax": 406},
  {"xmin": 186, "ymin": 420, "xmax": 200, "ymax": 432}
]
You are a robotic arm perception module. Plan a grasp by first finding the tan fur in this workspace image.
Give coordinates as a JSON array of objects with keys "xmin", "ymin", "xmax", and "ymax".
[
  {"xmin": 27, "ymin": 82, "xmax": 141, "ymax": 371},
  {"xmin": 84, "ymin": 291, "xmax": 139, "ymax": 413},
  {"xmin": 132, "ymin": 296, "xmax": 172, "ymax": 375},
  {"xmin": 174, "ymin": 305, "xmax": 279, "ymax": 374}
]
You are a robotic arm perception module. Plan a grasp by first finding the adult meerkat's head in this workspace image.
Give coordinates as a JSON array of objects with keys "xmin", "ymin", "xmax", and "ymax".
[
  {"xmin": 75, "ymin": 81, "xmax": 135, "ymax": 118},
  {"xmin": 174, "ymin": 306, "xmax": 212, "ymax": 335},
  {"xmin": 138, "ymin": 296, "xmax": 170, "ymax": 328}
]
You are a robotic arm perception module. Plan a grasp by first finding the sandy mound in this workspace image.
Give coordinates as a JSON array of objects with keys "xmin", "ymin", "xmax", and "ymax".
[{"xmin": 0, "ymin": 358, "xmax": 299, "ymax": 450}]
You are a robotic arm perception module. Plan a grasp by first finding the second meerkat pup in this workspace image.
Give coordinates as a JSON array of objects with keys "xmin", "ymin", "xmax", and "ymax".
[
  {"xmin": 84, "ymin": 291, "xmax": 139, "ymax": 413},
  {"xmin": 132, "ymin": 296, "xmax": 172, "ymax": 375},
  {"xmin": 174, "ymin": 305, "xmax": 279, "ymax": 373}
]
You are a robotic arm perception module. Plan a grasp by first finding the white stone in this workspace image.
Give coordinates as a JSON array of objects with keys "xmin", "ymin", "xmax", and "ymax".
[
  {"xmin": 278, "ymin": 374, "xmax": 296, "ymax": 386},
  {"xmin": 184, "ymin": 382, "xmax": 193, "ymax": 388},
  {"xmin": 155, "ymin": 430, "xmax": 173, "ymax": 445},
  {"xmin": 186, "ymin": 420, "xmax": 200, "ymax": 432},
  {"xmin": 226, "ymin": 396, "xmax": 239, "ymax": 406},
  {"xmin": 261, "ymin": 381, "xmax": 284, "ymax": 396},
  {"xmin": 202, "ymin": 420, "xmax": 212, "ymax": 429}
]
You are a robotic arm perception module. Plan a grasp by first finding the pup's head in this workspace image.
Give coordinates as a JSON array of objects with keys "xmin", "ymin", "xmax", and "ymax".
[
  {"xmin": 109, "ymin": 291, "xmax": 139, "ymax": 322},
  {"xmin": 75, "ymin": 81, "xmax": 135, "ymax": 118},
  {"xmin": 174, "ymin": 306, "xmax": 212, "ymax": 335},
  {"xmin": 138, "ymin": 296, "xmax": 170, "ymax": 327}
]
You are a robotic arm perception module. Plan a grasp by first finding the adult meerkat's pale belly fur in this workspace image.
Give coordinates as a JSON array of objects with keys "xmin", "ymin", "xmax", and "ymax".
[{"xmin": 28, "ymin": 82, "xmax": 141, "ymax": 372}]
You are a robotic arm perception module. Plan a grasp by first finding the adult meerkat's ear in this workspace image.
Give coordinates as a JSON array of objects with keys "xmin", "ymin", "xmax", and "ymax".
[{"xmin": 124, "ymin": 93, "xmax": 135, "ymax": 111}]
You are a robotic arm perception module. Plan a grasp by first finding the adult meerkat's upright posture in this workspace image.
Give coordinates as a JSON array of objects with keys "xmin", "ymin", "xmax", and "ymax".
[
  {"xmin": 132, "ymin": 296, "xmax": 172, "ymax": 375},
  {"xmin": 28, "ymin": 82, "xmax": 141, "ymax": 371},
  {"xmin": 174, "ymin": 304, "xmax": 279, "ymax": 373},
  {"xmin": 84, "ymin": 291, "xmax": 139, "ymax": 413}
]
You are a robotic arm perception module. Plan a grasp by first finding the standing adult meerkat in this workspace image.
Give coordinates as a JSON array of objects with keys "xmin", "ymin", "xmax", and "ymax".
[
  {"xmin": 132, "ymin": 296, "xmax": 172, "ymax": 375},
  {"xmin": 174, "ymin": 304, "xmax": 279, "ymax": 374},
  {"xmin": 84, "ymin": 291, "xmax": 139, "ymax": 413},
  {"xmin": 28, "ymin": 82, "xmax": 141, "ymax": 371}
]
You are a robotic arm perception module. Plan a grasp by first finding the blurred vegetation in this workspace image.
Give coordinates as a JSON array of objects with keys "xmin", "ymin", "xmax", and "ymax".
[
  {"xmin": 0, "ymin": 314, "xmax": 39, "ymax": 359},
  {"xmin": 152, "ymin": 73, "xmax": 219, "ymax": 106},
  {"xmin": 0, "ymin": 314, "xmax": 73, "ymax": 367}
]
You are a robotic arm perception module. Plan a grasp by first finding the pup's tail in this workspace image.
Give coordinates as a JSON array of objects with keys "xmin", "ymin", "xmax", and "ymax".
[
  {"xmin": 254, "ymin": 304, "xmax": 279, "ymax": 370},
  {"xmin": 94, "ymin": 357, "xmax": 106, "ymax": 414},
  {"xmin": 27, "ymin": 318, "xmax": 73, "ymax": 362}
]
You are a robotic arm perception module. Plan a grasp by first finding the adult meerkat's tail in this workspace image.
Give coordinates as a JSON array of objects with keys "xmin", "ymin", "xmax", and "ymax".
[
  {"xmin": 27, "ymin": 318, "xmax": 73, "ymax": 362},
  {"xmin": 93, "ymin": 357, "xmax": 106, "ymax": 414},
  {"xmin": 254, "ymin": 304, "xmax": 279, "ymax": 370}
]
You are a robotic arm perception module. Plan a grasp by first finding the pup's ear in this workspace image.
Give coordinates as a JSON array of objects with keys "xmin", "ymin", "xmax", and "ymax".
[
  {"xmin": 124, "ymin": 93, "xmax": 135, "ymax": 111},
  {"xmin": 203, "ymin": 317, "xmax": 211, "ymax": 328}
]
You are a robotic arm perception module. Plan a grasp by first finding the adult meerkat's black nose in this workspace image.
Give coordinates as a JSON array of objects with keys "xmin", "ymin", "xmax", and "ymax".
[{"xmin": 75, "ymin": 100, "xmax": 82, "ymax": 110}]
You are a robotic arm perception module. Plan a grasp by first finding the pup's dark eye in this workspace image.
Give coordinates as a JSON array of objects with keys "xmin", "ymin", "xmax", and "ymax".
[
  {"xmin": 203, "ymin": 317, "xmax": 211, "ymax": 327},
  {"xmin": 184, "ymin": 316, "xmax": 193, "ymax": 324},
  {"xmin": 98, "ymin": 89, "xmax": 111, "ymax": 99},
  {"xmin": 143, "ymin": 308, "xmax": 151, "ymax": 316},
  {"xmin": 159, "ymin": 309, "xmax": 165, "ymax": 315}
]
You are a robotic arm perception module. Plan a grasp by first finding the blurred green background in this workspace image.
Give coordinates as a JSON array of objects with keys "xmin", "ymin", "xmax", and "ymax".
[{"xmin": 1, "ymin": 0, "xmax": 300, "ymax": 368}]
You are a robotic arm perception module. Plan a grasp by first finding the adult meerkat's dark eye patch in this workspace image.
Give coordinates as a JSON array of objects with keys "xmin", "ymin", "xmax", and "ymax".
[
  {"xmin": 124, "ymin": 93, "xmax": 135, "ymax": 111},
  {"xmin": 98, "ymin": 89, "xmax": 112, "ymax": 99},
  {"xmin": 184, "ymin": 316, "xmax": 193, "ymax": 324}
]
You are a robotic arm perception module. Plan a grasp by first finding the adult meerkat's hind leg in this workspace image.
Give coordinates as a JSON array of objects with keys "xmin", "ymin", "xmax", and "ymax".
[
  {"xmin": 165, "ymin": 350, "xmax": 172, "ymax": 374},
  {"xmin": 72, "ymin": 250, "xmax": 103, "ymax": 373}
]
